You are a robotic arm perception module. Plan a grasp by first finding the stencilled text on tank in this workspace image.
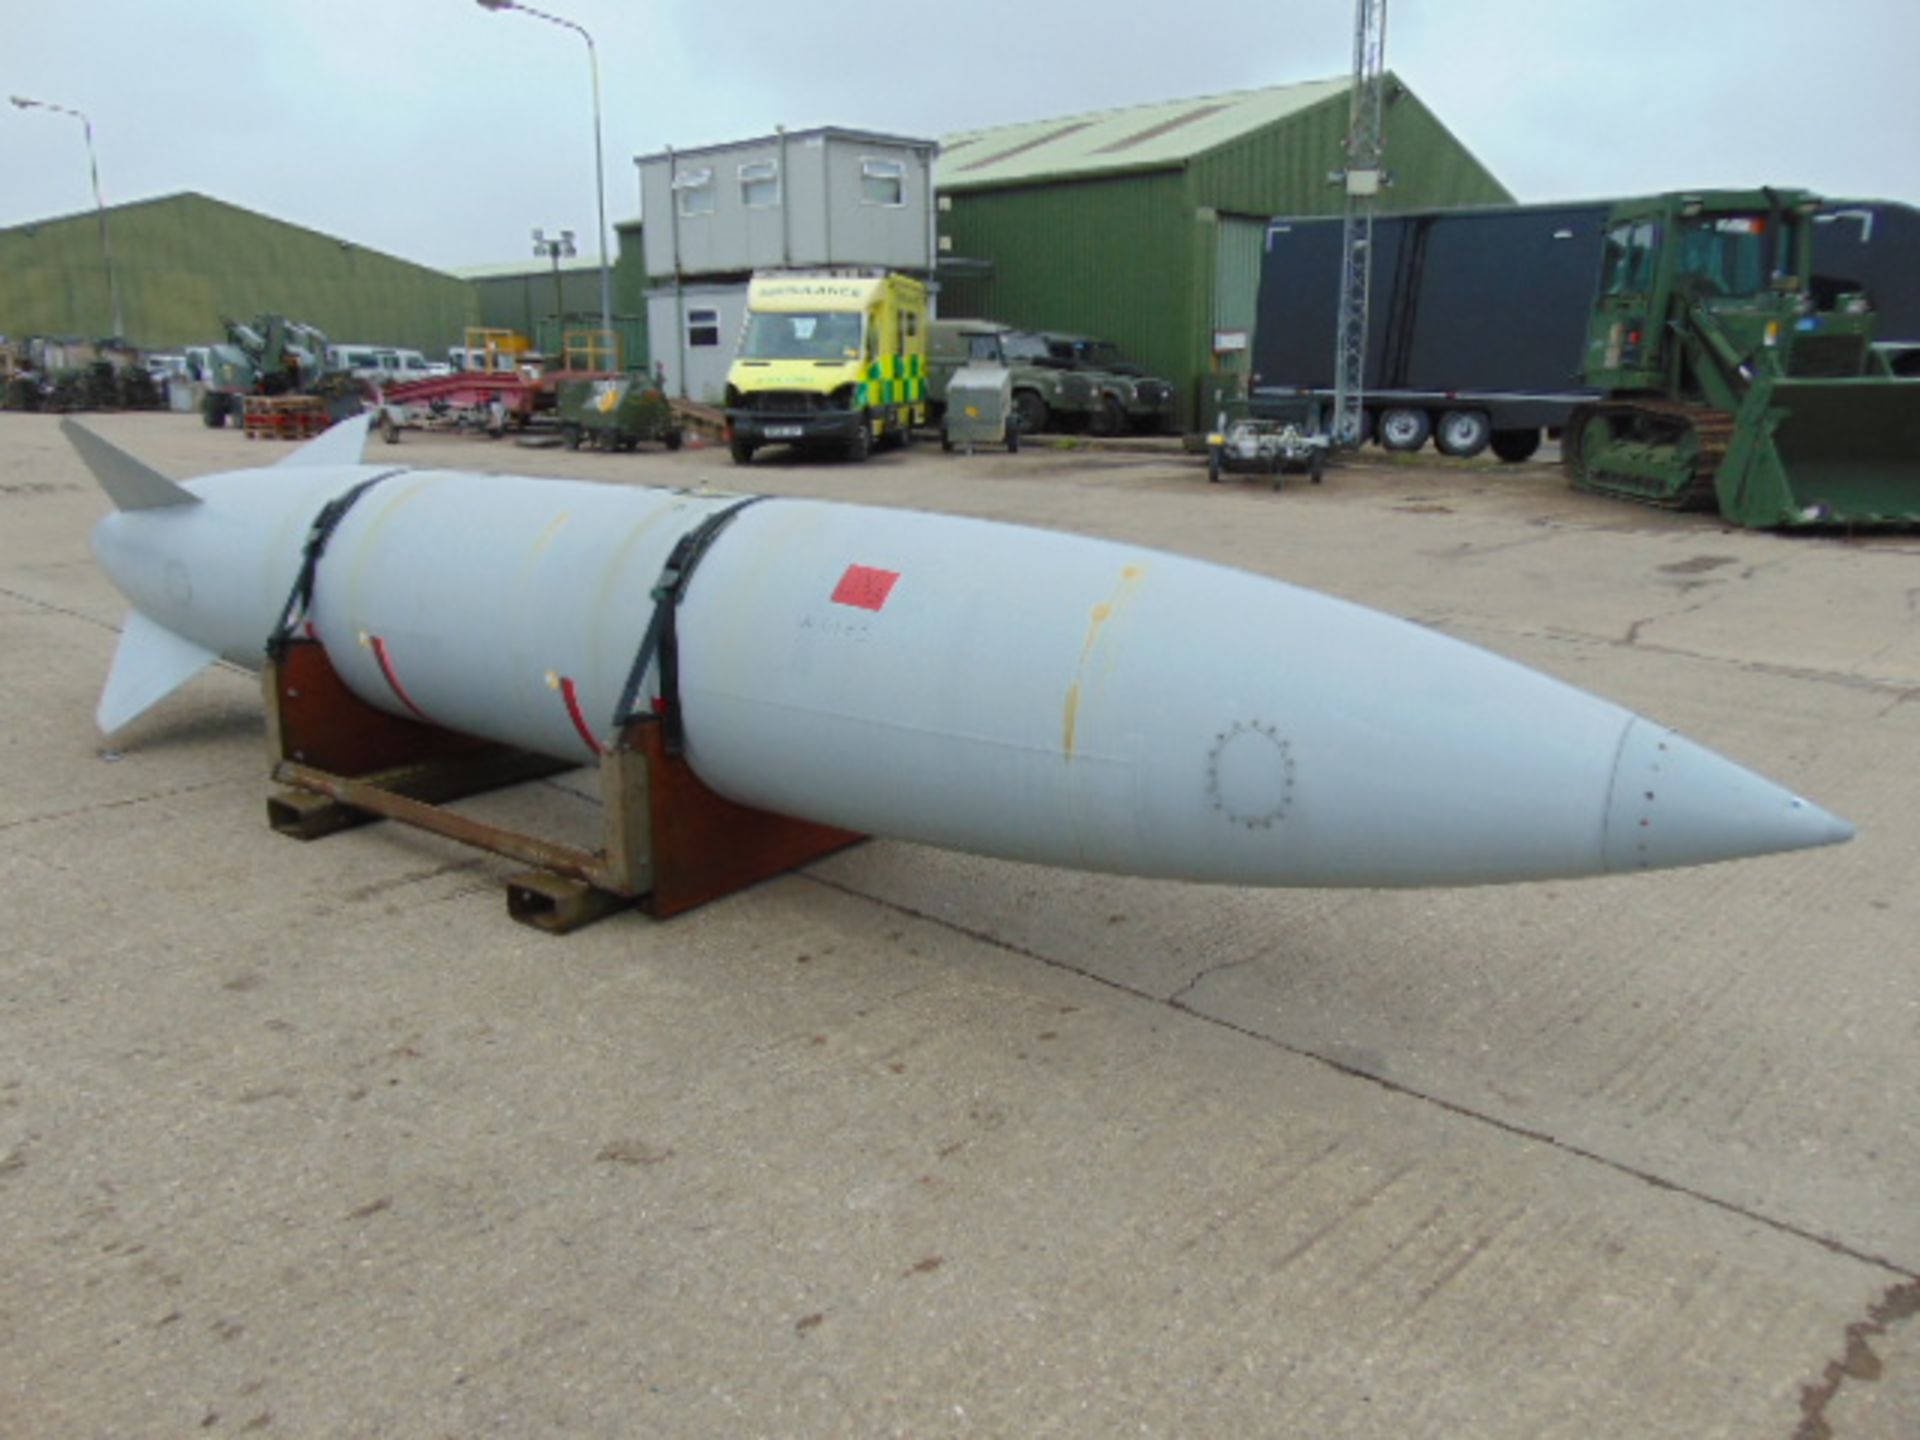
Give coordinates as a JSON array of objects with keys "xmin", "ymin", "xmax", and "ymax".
[{"xmin": 800, "ymin": 612, "xmax": 874, "ymax": 643}]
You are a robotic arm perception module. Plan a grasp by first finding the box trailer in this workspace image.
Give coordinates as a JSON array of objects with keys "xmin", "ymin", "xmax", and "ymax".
[{"xmin": 1251, "ymin": 203, "xmax": 1611, "ymax": 461}]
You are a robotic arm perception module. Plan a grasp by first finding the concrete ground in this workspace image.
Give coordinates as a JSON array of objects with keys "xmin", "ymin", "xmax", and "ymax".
[{"xmin": 2, "ymin": 412, "xmax": 1916, "ymax": 1439}]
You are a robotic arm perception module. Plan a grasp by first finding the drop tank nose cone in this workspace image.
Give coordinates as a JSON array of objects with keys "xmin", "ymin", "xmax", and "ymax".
[{"xmin": 1603, "ymin": 718, "xmax": 1854, "ymax": 874}]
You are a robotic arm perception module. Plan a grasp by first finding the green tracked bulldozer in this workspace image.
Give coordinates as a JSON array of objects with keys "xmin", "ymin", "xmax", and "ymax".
[{"xmin": 1566, "ymin": 189, "xmax": 1920, "ymax": 528}]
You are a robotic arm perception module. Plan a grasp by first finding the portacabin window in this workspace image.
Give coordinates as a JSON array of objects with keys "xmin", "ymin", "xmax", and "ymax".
[
  {"xmin": 860, "ymin": 157, "xmax": 905, "ymax": 207},
  {"xmin": 686, "ymin": 307, "xmax": 721, "ymax": 348},
  {"xmin": 674, "ymin": 167, "xmax": 715, "ymax": 217},
  {"xmin": 739, "ymin": 160, "xmax": 780, "ymax": 209}
]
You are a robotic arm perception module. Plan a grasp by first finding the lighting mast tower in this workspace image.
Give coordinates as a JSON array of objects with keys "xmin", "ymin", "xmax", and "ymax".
[{"xmin": 1331, "ymin": 0, "xmax": 1388, "ymax": 448}]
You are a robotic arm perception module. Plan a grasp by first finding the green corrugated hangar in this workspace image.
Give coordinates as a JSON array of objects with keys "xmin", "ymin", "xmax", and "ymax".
[
  {"xmin": 936, "ymin": 76, "xmax": 1513, "ymax": 426},
  {"xmin": 0, "ymin": 192, "xmax": 476, "ymax": 353}
]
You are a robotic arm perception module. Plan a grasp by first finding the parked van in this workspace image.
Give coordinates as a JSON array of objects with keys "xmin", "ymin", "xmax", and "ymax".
[
  {"xmin": 327, "ymin": 344, "xmax": 384, "ymax": 379},
  {"xmin": 724, "ymin": 270, "xmax": 928, "ymax": 463},
  {"xmin": 327, "ymin": 345, "xmax": 444, "ymax": 384}
]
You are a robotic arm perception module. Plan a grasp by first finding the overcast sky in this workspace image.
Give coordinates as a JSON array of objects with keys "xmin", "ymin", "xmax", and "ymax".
[{"xmin": 4, "ymin": 0, "xmax": 1917, "ymax": 273}]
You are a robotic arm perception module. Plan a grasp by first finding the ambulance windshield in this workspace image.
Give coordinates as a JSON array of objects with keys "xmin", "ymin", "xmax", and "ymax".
[{"xmin": 740, "ymin": 311, "xmax": 864, "ymax": 361}]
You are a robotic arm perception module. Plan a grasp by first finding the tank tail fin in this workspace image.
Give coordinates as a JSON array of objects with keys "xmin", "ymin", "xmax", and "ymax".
[
  {"xmin": 61, "ymin": 419, "xmax": 201, "ymax": 511},
  {"xmin": 276, "ymin": 412, "xmax": 371, "ymax": 468},
  {"xmin": 98, "ymin": 609, "xmax": 220, "ymax": 735}
]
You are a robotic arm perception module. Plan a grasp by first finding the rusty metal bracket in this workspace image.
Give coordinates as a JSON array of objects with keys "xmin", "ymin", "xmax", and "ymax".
[{"xmin": 263, "ymin": 640, "xmax": 861, "ymax": 932}]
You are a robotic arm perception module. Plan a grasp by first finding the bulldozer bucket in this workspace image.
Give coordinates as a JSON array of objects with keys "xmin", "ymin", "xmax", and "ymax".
[{"xmin": 1715, "ymin": 376, "xmax": 1920, "ymax": 528}]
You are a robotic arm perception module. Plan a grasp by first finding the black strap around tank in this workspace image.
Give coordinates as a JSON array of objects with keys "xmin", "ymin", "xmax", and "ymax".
[
  {"xmin": 265, "ymin": 468, "xmax": 408, "ymax": 657},
  {"xmin": 611, "ymin": 495, "xmax": 769, "ymax": 752}
]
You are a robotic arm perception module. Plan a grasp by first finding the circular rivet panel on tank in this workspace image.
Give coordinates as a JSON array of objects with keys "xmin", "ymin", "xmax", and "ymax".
[{"xmin": 1206, "ymin": 720, "xmax": 1295, "ymax": 830}]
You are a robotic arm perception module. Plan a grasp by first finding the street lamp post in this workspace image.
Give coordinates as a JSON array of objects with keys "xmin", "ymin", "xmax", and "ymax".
[
  {"xmin": 476, "ymin": 0, "xmax": 615, "ymax": 366},
  {"xmin": 532, "ymin": 227, "xmax": 576, "ymax": 357},
  {"xmin": 11, "ymin": 94, "xmax": 124, "ymax": 340}
]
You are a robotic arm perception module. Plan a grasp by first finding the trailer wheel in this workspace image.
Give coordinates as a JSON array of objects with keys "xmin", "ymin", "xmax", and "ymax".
[
  {"xmin": 1435, "ymin": 409, "xmax": 1492, "ymax": 459},
  {"xmin": 1490, "ymin": 428, "xmax": 1542, "ymax": 464},
  {"xmin": 1378, "ymin": 407, "xmax": 1431, "ymax": 452}
]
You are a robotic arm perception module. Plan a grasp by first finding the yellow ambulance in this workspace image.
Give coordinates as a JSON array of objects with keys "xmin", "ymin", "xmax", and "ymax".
[{"xmin": 724, "ymin": 270, "xmax": 928, "ymax": 464}]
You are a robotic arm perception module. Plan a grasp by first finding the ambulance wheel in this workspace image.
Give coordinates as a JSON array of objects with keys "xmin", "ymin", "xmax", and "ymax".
[
  {"xmin": 729, "ymin": 437, "xmax": 755, "ymax": 465},
  {"xmin": 846, "ymin": 415, "xmax": 872, "ymax": 462}
]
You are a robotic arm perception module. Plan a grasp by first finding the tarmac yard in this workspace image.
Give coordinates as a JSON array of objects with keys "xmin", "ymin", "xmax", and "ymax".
[{"xmin": 3, "ymin": 413, "xmax": 1917, "ymax": 1438}]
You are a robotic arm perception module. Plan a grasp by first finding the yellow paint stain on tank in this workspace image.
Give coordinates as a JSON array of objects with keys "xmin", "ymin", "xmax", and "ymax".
[
  {"xmin": 1080, "ymin": 602, "xmax": 1114, "ymax": 660},
  {"xmin": 526, "ymin": 512, "xmax": 571, "ymax": 559},
  {"xmin": 1063, "ymin": 563, "xmax": 1149, "ymax": 760},
  {"xmin": 344, "ymin": 475, "xmax": 439, "ymax": 596}
]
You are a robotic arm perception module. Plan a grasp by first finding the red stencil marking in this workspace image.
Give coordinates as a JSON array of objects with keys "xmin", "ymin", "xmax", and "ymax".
[
  {"xmin": 831, "ymin": 564, "xmax": 900, "ymax": 612},
  {"xmin": 558, "ymin": 676, "xmax": 604, "ymax": 757},
  {"xmin": 368, "ymin": 635, "xmax": 433, "ymax": 723}
]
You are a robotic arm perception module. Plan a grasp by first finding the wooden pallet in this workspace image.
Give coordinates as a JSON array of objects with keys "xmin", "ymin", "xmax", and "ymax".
[{"xmin": 242, "ymin": 395, "xmax": 329, "ymax": 440}]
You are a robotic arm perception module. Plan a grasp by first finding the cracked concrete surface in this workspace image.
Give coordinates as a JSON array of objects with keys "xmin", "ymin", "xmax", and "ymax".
[{"xmin": 2, "ymin": 415, "xmax": 1915, "ymax": 1438}]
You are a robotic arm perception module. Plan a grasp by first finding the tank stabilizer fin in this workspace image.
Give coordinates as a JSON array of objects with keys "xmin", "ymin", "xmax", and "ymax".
[
  {"xmin": 62, "ymin": 420, "xmax": 200, "ymax": 511},
  {"xmin": 97, "ymin": 609, "xmax": 220, "ymax": 735}
]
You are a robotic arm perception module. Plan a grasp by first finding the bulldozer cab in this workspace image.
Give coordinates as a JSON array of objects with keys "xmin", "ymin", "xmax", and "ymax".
[
  {"xmin": 1575, "ymin": 190, "xmax": 1920, "ymax": 527},
  {"xmin": 1585, "ymin": 192, "xmax": 1828, "ymax": 395}
]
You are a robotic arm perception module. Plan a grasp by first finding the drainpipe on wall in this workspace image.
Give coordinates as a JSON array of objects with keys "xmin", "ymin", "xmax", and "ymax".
[
  {"xmin": 778, "ymin": 125, "xmax": 791, "ymax": 269},
  {"xmin": 924, "ymin": 143, "xmax": 938, "ymax": 310},
  {"xmin": 667, "ymin": 144, "xmax": 687, "ymax": 400}
]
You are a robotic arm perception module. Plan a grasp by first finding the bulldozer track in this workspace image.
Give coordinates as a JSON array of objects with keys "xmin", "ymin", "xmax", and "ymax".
[{"xmin": 1565, "ymin": 401, "xmax": 1735, "ymax": 512}]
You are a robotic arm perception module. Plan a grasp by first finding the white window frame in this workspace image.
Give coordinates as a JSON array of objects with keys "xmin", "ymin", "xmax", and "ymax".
[
  {"xmin": 673, "ymin": 167, "xmax": 715, "ymax": 217},
  {"xmin": 739, "ymin": 160, "xmax": 780, "ymax": 210},
  {"xmin": 860, "ymin": 157, "xmax": 906, "ymax": 208}
]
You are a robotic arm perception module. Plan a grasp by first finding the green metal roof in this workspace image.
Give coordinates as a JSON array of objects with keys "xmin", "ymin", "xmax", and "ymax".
[
  {"xmin": 938, "ymin": 77, "xmax": 1350, "ymax": 191},
  {"xmin": 0, "ymin": 190, "xmax": 463, "ymax": 279},
  {"xmin": 451, "ymin": 256, "xmax": 609, "ymax": 280}
]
